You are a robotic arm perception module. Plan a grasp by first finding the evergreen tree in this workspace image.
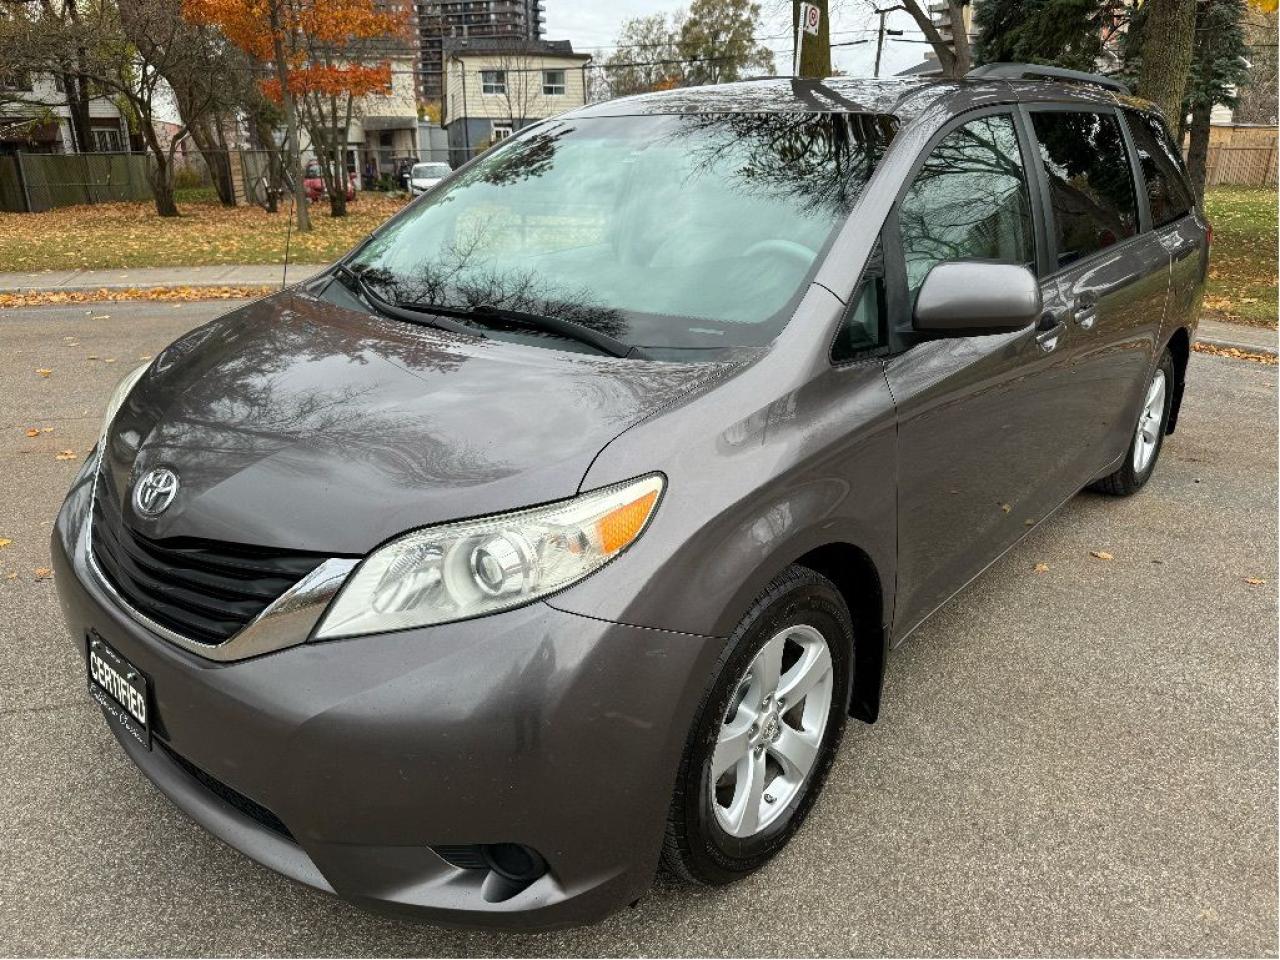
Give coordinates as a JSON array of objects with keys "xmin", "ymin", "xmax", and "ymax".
[{"xmin": 974, "ymin": 0, "xmax": 1115, "ymax": 72}]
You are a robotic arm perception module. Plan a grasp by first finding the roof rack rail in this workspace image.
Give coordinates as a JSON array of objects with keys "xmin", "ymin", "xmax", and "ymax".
[{"xmin": 966, "ymin": 62, "xmax": 1129, "ymax": 95}]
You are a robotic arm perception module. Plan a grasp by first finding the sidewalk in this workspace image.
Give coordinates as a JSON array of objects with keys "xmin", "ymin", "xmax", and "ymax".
[
  {"xmin": 0, "ymin": 263, "xmax": 326, "ymax": 292},
  {"xmin": 1, "ymin": 264, "xmax": 1276, "ymax": 356}
]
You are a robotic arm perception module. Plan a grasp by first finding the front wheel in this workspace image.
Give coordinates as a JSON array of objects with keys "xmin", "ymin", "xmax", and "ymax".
[
  {"xmin": 1092, "ymin": 349, "xmax": 1176, "ymax": 496},
  {"xmin": 662, "ymin": 566, "xmax": 852, "ymax": 885}
]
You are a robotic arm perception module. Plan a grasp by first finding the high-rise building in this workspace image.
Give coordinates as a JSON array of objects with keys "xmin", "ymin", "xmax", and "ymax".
[{"xmin": 416, "ymin": 1, "xmax": 546, "ymax": 101}]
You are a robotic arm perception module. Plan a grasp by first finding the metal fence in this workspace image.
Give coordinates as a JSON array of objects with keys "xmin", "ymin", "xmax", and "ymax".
[{"xmin": 0, "ymin": 151, "xmax": 152, "ymax": 212}]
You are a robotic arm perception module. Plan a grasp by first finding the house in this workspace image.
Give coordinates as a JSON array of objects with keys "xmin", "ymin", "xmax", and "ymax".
[
  {"xmin": 295, "ymin": 55, "xmax": 421, "ymax": 188},
  {"xmin": 442, "ymin": 37, "xmax": 590, "ymax": 162},
  {"xmin": 0, "ymin": 72, "xmax": 129, "ymax": 154}
]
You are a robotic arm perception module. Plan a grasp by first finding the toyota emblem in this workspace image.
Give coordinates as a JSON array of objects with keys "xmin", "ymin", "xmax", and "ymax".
[{"xmin": 132, "ymin": 467, "xmax": 180, "ymax": 518}]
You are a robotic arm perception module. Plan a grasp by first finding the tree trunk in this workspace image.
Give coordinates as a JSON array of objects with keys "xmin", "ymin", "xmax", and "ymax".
[
  {"xmin": 793, "ymin": 0, "xmax": 831, "ymax": 77},
  {"xmin": 946, "ymin": 0, "xmax": 972, "ymax": 76},
  {"xmin": 147, "ymin": 153, "xmax": 179, "ymax": 217},
  {"xmin": 1185, "ymin": 97, "xmax": 1213, "ymax": 198},
  {"xmin": 268, "ymin": 0, "xmax": 311, "ymax": 232},
  {"xmin": 189, "ymin": 122, "xmax": 236, "ymax": 206},
  {"xmin": 899, "ymin": 0, "xmax": 960, "ymax": 78},
  {"xmin": 1136, "ymin": 0, "xmax": 1197, "ymax": 124},
  {"xmin": 253, "ymin": 114, "xmax": 281, "ymax": 213}
]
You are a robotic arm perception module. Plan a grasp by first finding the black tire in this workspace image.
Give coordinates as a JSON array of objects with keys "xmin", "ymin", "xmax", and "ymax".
[
  {"xmin": 662, "ymin": 565, "xmax": 852, "ymax": 885},
  {"xmin": 1091, "ymin": 349, "xmax": 1177, "ymax": 497}
]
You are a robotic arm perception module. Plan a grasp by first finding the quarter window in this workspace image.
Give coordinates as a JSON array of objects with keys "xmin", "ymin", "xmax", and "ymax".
[
  {"xmin": 1125, "ymin": 110, "xmax": 1195, "ymax": 228},
  {"xmin": 481, "ymin": 70, "xmax": 506, "ymax": 95},
  {"xmin": 898, "ymin": 113, "xmax": 1035, "ymax": 300},
  {"xmin": 543, "ymin": 70, "xmax": 566, "ymax": 96},
  {"xmin": 832, "ymin": 243, "xmax": 885, "ymax": 362},
  {"xmin": 1030, "ymin": 110, "xmax": 1139, "ymax": 266}
]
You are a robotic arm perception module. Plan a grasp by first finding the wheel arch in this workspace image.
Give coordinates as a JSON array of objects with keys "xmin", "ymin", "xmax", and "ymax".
[
  {"xmin": 1165, "ymin": 326, "xmax": 1191, "ymax": 434},
  {"xmin": 790, "ymin": 541, "xmax": 889, "ymax": 725}
]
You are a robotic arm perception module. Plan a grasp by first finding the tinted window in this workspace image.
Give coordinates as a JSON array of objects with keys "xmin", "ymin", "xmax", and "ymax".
[
  {"xmin": 832, "ymin": 243, "xmax": 884, "ymax": 361},
  {"xmin": 1125, "ymin": 110, "xmax": 1195, "ymax": 228},
  {"xmin": 351, "ymin": 112, "xmax": 897, "ymax": 355},
  {"xmin": 1031, "ymin": 111, "xmax": 1139, "ymax": 266},
  {"xmin": 898, "ymin": 113, "xmax": 1035, "ymax": 299}
]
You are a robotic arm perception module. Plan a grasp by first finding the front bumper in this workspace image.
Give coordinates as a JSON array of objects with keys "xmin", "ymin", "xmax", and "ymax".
[{"xmin": 52, "ymin": 468, "xmax": 721, "ymax": 929}]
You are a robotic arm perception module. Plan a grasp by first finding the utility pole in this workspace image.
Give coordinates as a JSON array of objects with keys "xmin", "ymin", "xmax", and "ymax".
[{"xmin": 873, "ymin": 9, "xmax": 903, "ymax": 78}]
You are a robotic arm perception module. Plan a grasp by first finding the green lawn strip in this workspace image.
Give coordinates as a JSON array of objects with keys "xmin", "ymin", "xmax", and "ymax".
[{"xmin": 1203, "ymin": 186, "xmax": 1278, "ymax": 328}]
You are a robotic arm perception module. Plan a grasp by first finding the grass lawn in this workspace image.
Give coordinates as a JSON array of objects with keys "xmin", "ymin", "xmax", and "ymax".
[
  {"xmin": 1203, "ymin": 186, "xmax": 1278, "ymax": 328},
  {"xmin": 0, "ymin": 194, "xmax": 407, "ymax": 273}
]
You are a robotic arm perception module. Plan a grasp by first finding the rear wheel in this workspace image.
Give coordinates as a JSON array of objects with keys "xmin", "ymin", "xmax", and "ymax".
[
  {"xmin": 662, "ymin": 566, "xmax": 852, "ymax": 885},
  {"xmin": 1092, "ymin": 349, "xmax": 1176, "ymax": 497}
]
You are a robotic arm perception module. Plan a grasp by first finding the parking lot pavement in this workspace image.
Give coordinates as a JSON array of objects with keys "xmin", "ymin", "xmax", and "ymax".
[{"xmin": 1, "ymin": 300, "xmax": 1276, "ymax": 957}]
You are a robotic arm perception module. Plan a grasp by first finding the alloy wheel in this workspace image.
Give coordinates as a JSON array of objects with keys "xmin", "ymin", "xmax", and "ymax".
[
  {"xmin": 1133, "ymin": 369, "xmax": 1167, "ymax": 473},
  {"xmin": 710, "ymin": 624, "xmax": 834, "ymax": 838}
]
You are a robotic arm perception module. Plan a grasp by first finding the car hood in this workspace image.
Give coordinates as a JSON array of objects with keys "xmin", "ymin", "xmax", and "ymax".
[{"xmin": 100, "ymin": 290, "xmax": 734, "ymax": 554}]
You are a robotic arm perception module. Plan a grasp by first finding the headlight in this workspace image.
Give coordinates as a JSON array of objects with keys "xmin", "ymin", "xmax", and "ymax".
[
  {"xmin": 315, "ymin": 474, "xmax": 664, "ymax": 639},
  {"xmin": 98, "ymin": 363, "xmax": 149, "ymax": 454}
]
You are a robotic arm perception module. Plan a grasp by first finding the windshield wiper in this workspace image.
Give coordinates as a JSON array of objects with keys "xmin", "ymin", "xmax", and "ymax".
[
  {"xmin": 399, "ymin": 300, "xmax": 645, "ymax": 359},
  {"xmin": 332, "ymin": 265, "xmax": 484, "ymax": 340}
]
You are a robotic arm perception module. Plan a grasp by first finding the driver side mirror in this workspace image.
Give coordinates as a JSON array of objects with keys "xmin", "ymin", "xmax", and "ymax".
[{"xmin": 913, "ymin": 262, "xmax": 1041, "ymax": 335}]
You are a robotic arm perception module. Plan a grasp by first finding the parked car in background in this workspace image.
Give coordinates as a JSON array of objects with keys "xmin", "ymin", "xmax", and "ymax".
[
  {"xmin": 408, "ymin": 161, "xmax": 452, "ymax": 196},
  {"xmin": 55, "ymin": 65, "xmax": 1207, "ymax": 931},
  {"xmin": 303, "ymin": 159, "xmax": 355, "ymax": 203}
]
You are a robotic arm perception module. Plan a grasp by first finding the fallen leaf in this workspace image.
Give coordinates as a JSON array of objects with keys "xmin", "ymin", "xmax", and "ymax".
[
  {"xmin": 86, "ymin": 355, "xmax": 98, "ymax": 361},
  {"xmin": 55, "ymin": 450, "xmax": 77, "ymax": 461},
  {"xmin": 5, "ymin": 572, "xmax": 16, "ymax": 580},
  {"xmin": 0, "ymin": 538, "xmax": 11, "ymax": 549},
  {"xmin": 1024, "ymin": 519, "xmax": 1035, "ymax": 526},
  {"xmin": 35, "ymin": 368, "xmax": 51, "ymax": 377},
  {"xmin": 33, "ymin": 567, "xmax": 52, "ymax": 580},
  {"xmin": 999, "ymin": 503, "xmax": 1011, "ymax": 513},
  {"xmin": 104, "ymin": 357, "xmax": 117, "ymax": 363},
  {"xmin": 1244, "ymin": 577, "xmax": 1265, "ymax": 586},
  {"xmin": 1091, "ymin": 551, "xmax": 1114, "ymax": 561},
  {"xmin": 1033, "ymin": 562, "xmax": 1050, "ymax": 573},
  {"xmin": 24, "ymin": 428, "xmax": 39, "ymax": 438},
  {"xmin": 41, "ymin": 427, "xmax": 52, "ymax": 433}
]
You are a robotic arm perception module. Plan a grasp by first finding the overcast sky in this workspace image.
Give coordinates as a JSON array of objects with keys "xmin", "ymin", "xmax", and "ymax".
[{"xmin": 542, "ymin": 0, "xmax": 936, "ymax": 80}]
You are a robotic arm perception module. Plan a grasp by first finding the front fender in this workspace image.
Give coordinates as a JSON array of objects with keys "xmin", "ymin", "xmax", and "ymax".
[{"xmin": 550, "ymin": 337, "xmax": 897, "ymax": 641}]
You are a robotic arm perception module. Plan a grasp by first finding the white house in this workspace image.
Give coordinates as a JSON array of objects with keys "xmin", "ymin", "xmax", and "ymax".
[
  {"xmin": 442, "ymin": 37, "xmax": 590, "ymax": 162},
  {"xmin": 296, "ymin": 55, "xmax": 421, "ymax": 187},
  {"xmin": 0, "ymin": 72, "xmax": 129, "ymax": 154}
]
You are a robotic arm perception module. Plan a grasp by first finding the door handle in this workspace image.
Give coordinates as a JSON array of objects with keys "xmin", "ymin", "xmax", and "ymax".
[
  {"xmin": 1073, "ymin": 295, "xmax": 1098, "ymax": 330},
  {"xmin": 1036, "ymin": 312, "xmax": 1066, "ymax": 353}
]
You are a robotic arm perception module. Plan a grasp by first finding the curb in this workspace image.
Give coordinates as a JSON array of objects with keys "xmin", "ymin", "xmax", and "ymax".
[{"xmin": 1196, "ymin": 336, "xmax": 1278, "ymax": 358}]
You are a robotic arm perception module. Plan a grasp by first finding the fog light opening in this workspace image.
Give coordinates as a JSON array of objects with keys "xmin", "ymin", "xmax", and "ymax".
[{"xmin": 431, "ymin": 842, "xmax": 549, "ymax": 904}]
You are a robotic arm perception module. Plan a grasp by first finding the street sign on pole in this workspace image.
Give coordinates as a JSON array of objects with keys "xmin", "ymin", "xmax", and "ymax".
[{"xmin": 794, "ymin": 1, "xmax": 821, "ymax": 75}]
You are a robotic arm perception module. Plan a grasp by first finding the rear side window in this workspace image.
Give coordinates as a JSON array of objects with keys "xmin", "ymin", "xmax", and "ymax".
[
  {"xmin": 898, "ymin": 112, "xmax": 1035, "ymax": 300},
  {"xmin": 1030, "ymin": 111, "xmax": 1139, "ymax": 266},
  {"xmin": 1125, "ymin": 110, "xmax": 1195, "ymax": 228}
]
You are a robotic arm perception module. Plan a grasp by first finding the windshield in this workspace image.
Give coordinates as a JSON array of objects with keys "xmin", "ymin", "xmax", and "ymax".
[
  {"xmin": 412, "ymin": 163, "xmax": 451, "ymax": 178},
  {"xmin": 349, "ymin": 112, "xmax": 896, "ymax": 355}
]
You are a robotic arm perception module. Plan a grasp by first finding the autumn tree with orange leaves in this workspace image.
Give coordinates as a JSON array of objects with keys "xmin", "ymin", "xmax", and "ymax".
[{"xmin": 186, "ymin": 0, "xmax": 408, "ymax": 225}]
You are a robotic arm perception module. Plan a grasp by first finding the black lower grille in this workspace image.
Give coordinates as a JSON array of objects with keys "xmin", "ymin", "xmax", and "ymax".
[
  {"xmin": 159, "ymin": 740, "xmax": 294, "ymax": 841},
  {"xmin": 90, "ymin": 464, "xmax": 329, "ymax": 645}
]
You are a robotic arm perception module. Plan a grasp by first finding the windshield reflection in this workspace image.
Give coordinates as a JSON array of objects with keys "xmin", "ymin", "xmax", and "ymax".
[{"xmin": 350, "ymin": 112, "xmax": 896, "ymax": 355}]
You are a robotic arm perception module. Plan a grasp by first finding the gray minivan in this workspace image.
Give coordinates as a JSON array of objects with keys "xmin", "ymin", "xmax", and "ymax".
[{"xmin": 54, "ymin": 66, "xmax": 1208, "ymax": 929}]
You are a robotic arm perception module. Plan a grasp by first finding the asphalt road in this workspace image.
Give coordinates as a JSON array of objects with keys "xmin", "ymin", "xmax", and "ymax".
[{"xmin": 2, "ymin": 301, "xmax": 1276, "ymax": 957}]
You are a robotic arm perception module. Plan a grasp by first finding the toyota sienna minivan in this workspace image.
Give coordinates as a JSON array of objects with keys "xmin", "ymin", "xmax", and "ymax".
[{"xmin": 54, "ymin": 66, "xmax": 1208, "ymax": 930}]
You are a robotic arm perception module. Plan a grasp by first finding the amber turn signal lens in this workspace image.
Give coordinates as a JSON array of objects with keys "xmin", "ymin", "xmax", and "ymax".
[{"xmin": 596, "ymin": 490, "xmax": 659, "ymax": 554}]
